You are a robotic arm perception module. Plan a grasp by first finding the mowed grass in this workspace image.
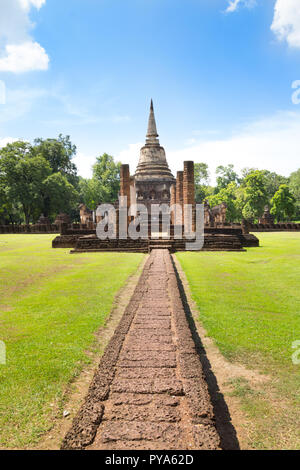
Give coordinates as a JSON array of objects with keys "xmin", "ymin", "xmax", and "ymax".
[
  {"xmin": 0, "ymin": 235, "xmax": 144, "ymax": 448},
  {"xmin": 176, "ymin": 233, "xmax": 300, "ymax": 449}
]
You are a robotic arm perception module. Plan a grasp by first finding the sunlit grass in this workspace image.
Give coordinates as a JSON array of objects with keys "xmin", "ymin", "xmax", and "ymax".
[
  {"xmin": 0, "ymin": 235, "xmax": 144, "ymax": 448},
  {"xmin": 177, "ymin": 233, "xmax": 300, "ymax": 449}
]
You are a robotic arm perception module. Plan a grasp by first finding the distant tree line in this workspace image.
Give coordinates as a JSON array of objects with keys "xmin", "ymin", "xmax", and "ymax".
[
  {"xmin": 0, "ymin": 136, "xmax": 121, "ymax": 225},
  {"xmin": 194, "ymin": 163, "xmax": 300, "ymax": 222},
  {"xmin": 0, "ymin": 135, "xmax": 299, "ymax": 224}
]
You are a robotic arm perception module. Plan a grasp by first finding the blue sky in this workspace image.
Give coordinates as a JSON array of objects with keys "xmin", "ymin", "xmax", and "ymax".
[{"xmin": 0, "ymin": 0, "xmax": 300, "ymax": 182}]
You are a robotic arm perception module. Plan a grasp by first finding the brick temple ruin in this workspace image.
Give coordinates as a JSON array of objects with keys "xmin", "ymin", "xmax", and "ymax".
[{"xmin": 53, "ymin": 101, "xmax": 260, "ymax": 252}]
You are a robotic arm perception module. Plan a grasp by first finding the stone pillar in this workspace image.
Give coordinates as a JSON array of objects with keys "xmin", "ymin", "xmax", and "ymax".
[
  {"xmin": 170, "ymin": 184, "xmax": 176, "ymax": 225},
  {"xmin": 176, "ymin": 171, "xmax": 184, "ymax": 226},
  {"xmin": 241, "ymin": 219, "xmax": 249, "ymax": 235},
  {"xmin": 120, "ymin": 164, "xmax": 131, "ymax": 231},
  {"xmin": 120, "ymin": 165, "xmax": 131, "ymax": 205},
  {"xmin": 60, "ymin": 222, "xmax": 68, "ymax": 235},
  {"xmin": 183, "ymin": 161, "xmax": 195, "ymax": 233}
]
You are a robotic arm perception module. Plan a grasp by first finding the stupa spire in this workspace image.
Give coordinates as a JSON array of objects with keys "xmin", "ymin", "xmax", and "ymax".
[
  {"xmin": 146, "ymin": 99, "xmax": 159, "ymax": 144},
  {"xmin": 135, "ymin": 100, "xmax": 175, "ymax": 182}
]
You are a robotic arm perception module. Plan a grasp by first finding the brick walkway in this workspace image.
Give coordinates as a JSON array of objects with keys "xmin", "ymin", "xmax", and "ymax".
[{"xmin": 62, "ymin": 249, "xmax": 220, "ymax": 450}]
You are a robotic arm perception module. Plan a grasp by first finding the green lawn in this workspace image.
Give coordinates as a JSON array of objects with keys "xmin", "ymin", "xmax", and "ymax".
[
  {"xmin": 177, "ymin": 233, "xmax": 300, "ymax": 449},
  {"xmin": 0, "ymin": 235, "xmax": 144, "ymax": 448}
]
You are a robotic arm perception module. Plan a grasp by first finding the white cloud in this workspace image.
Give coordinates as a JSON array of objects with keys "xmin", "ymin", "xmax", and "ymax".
[
  {"xmin": 73, "ymin": 152, "xmax": 98, "ymax": 179},
  {"xmin": 271, "ymin": 0, "xmax": 300, "ymax": 49},
  {"xmin": 73, "ymin": 144, "xmax": 143, "ymax": 180},
  {"xmin": 117, "ymin": 142, "xmax": 144, "ymax": 174},
  {"xmin": 0, "ymin": 137, "xmax": 18, "ymax": 148},
  {"xmin": 225, "ymin": 0, "xmax": 256, "ymax": 13},
  {"xmin": 225, "ymin": 0, "xmax": 241, "ymax": 12},
  {"xmin": 0, "ymin": 0, "xmax": 49, "ymax": 73},
  {"xmin": 0, "ymin": 42, "xmax": 49, "ymax": 73},
  {"xmin": 19, "ymin": 0, "xmax": 46, "ymax": 10}
]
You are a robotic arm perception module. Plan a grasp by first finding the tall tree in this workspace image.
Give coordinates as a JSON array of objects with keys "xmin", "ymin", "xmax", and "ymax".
[
  {"xmin": 289, "ymin": 169, "xmax": 300, "ymax": 218},
  {"xmin": 0, "ymin": 143, "xmax": 52, "ymax": 224},
  {"xmin": 194, "ymin": 163, "xmax": 211, "ymax": 203},
  {"xmin": 271, "ymin": 185, "xmax": 296, "ymax": 222},
  {"xmin": 262, "ymin": 170, "xmax": 289, "ymax": 201},
  {"xmin": 92, "ymin": 153, "xmax": 121, "ymax": 203},
  {"xmin": 194, "ymin": 163, "xmax": 209, "ymax": 186},
  {"xmin": 239, "ymin": 170, "xmax": 269, "ymax": 221},
  {"xmin": 78, "ymin": 177, "xmax": 103, "ymax": 211},
  {"xmin": 0, "ymin": 140, "xmax": 80, "ymax": 223},
  {"xmin": 33, "ymin": 135, "xmax": 78, "ymax": 187},
  {"xmin": 215, "ymin": 164, "xmax": 240, "ymax": 192},
  {"xmin": 0, "ymin": 181, "xmax": 23, "ymax": 224},
  {"xmin": 43, "ymin": 173, "xmax": 79, "ymax": 217}
]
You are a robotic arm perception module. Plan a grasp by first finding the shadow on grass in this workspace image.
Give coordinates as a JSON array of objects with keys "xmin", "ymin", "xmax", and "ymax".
[{"xmin": 171, "ymin": 256, "xmax": 240, "ymax": 451}]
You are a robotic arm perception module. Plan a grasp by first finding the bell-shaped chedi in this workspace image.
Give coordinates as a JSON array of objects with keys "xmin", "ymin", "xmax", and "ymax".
[{"xmin": 135, "ymin": 100, "xmax": 175, "ymax": 182}]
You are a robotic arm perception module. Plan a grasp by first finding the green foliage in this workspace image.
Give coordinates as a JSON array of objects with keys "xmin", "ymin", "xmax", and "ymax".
[
  {"xmin": 270, "ymin": 184, "xmax": 296, "ymax": 222},
  {"xmin": 0, "ymin": 142, "xmax": 52, "ymax": 223},
  {"xmin": 193, "ymin": 164, "xmax": 299, "ymax": 223},
  {"xmin": 92, "ymin": 153, "xmax": 121, "ymax": 203},
  {"xmin": 240, "ymin": 170, "xmax": 269, "ymax": 220},
  {"xmin": 194, "ymin": 163, "xmax": 212, "ymax": 204},
  {"xmin": 0, "ymin": 137, "xmax": 79, "ymax": 223},
  {"xmin": 78, "ymin": 154, "xmax": 121, "ymax": 210},
  {"xmin": 0, "ymin": 177, "xmax": 23, "ymax": 224},
  {"xmin": 33, "ymin": 135, "xmax": 78, "ymax": 187},
  {"xmin": 262, "ymin": 170, "xmax": 289, "ymax": 201},
  {"xmin": 195, "ymin": 185, "xmax": 214, "ymax": 203},
  {"xmin": 43, "ymin": 173, "xmax": 79, "ymax": 216},
  {"xmin": 78, "ymin": 177, "xmax": 102, "ymax": 211},
  {"xmin": 215, "ymin": 164, "xmax": 240, "ymax": 192},
  {"xmin": 208, "ymin": 182, "xmax": 242, "ymax": 222},
  {"xmin": 194, "ymin": 163, "xmax": 209, "ymax": 186},
  {"xmin": 289, "ymin": 168, "xmax": 300, "ymax": 217}
]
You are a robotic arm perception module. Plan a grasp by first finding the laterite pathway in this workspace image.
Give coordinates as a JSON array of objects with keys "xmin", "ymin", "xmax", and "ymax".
[{"xmin": 62, "ymin": 250, "xmax": 220, "ymax": 450}]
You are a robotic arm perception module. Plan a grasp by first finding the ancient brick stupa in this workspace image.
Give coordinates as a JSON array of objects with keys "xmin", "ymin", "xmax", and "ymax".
[
  {"xmin": 134, "ymin": 100, "xmax": 176, "ymax": 210},
  {"xmin": 53, "ymin": 99, "xmax": 260, "ymax": 252}
]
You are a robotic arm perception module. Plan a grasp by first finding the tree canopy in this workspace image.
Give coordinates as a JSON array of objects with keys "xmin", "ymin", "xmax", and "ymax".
[
  {"xmin": 79, "ymin": 153, "xmax": 121, "ymax": 210},
  {"xmin": 194, "ymin": 163, "xmax": 298, "ymax": 223},
  {"xmin": 270, "ymin": 185, "xmax": 296, "ymax": 222},
  {"xmin": 0, "ymin": 137, "xmax": 79, "ymax": 223},
  {"xmin": 289, "ymin": 169, "xmax": 300, "ymax": 218}
]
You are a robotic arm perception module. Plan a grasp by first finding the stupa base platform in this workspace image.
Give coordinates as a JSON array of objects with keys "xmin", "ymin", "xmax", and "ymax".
[
  {"xmin": 53, "ymin": 226, "xmax": 259, "ymax": 253},
  {"xmin": 68, "ymin": 233, "xmax": 259, "ymax": 254}
]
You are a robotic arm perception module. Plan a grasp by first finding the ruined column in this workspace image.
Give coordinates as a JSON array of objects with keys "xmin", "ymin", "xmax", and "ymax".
[
  {"xmin": 120, "ymin": 164, "xmax": 131, "ymax": 232},
  {"xmin": 176, "ymin": 171, "xmax": 184, "ymax": 226},
  {"xmin": 183, "ymin": 161, "xmax": 195, "ymax": 234},
  {"xmin": 170, "ymin": 184, "xmax": 176, "ymax": 225}
]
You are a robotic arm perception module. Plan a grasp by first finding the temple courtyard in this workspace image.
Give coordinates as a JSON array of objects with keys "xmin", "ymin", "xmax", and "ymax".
[{"xmin": 0, "ymin": 233, "xmax": 299, "ymax": 450}]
